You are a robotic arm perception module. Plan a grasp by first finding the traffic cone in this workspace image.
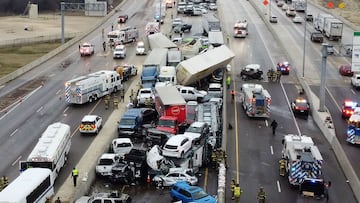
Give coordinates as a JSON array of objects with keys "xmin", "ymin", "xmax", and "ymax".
[{"xmin": 146, "ymin": 175, "xmax": 151, "ymax": 184}]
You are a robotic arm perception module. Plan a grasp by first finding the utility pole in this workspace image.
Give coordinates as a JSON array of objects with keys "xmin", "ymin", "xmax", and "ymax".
[
  {"xmin": 61, "ymin": 1, "xmax": 65, "ymax": 44},
  {"xmin": 319, "ymin": 43, "xmax": 331, "ymax": 112},
  {"xmin": 302, "ymin": 0, "xmax": 308, "ymax": 78}
]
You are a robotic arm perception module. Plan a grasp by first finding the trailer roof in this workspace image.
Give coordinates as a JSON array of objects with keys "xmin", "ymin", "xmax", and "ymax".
[
  {"xmin": 176, "ymin": 45, "xmax": 234, "ymax": 85},
  {"xmin": 148, "ymin": 33, "xmax": 177, "ymax": 49},
  {"xmin": 155, "ymin": 86, "xmax": 186, "ymax": 105}
]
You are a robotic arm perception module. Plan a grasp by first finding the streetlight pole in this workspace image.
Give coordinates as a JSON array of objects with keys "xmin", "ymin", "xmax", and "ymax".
[
  {"xmin": 319, "ymin": 43, "xmax": 330, "ymax": 112},
  {"xmin": 159, "ymin": 0, "xmax": 161, "ymax": 31},
  {"xmin": 61, "ymin": 1, "xmax": 65, "ymax": 44},
  {"xmin": 302, "ymin": 0, "xmax": 307, "ymax": 77}
]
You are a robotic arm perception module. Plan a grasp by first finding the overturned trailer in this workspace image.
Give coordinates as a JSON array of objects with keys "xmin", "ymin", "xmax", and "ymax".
[{"xmin": 176, "ymin": 45, "xmax": 235, "ymax": 86}]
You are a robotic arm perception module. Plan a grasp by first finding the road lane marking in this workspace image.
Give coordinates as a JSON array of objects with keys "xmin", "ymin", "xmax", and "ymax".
[
  {"xmin": 270, "ymin": 145, "xmax": 274, "ymax": 155},
  {"xmin": 10, "ymin": 129, "xmax": 18, "ymax": 137},
  {"xmin": 277, "ymin": 180, "xmax": 282, "ymax": 192},
  {"xmin": 63, "ymin": 106, "xmax": 69, "ymax": 113},
  {"xmin": 280, "ymin": 81, "xmax": 301, "ymax": 135},
  {"xmin": 203, "ymin": 167, "xmax": 208, "ymax": 192},
  {"xmin": 265, "ymin": 119, "xmax": 268, "ymax": 127},
  {"xmin": 326, "ymin": 86, "xmax": 341, "ymax": 112},
  {"xmin": 12, "ymin": 156, "xmax": 22, "ymax": 166},
  {"xmin": 233, "ymin": 66, "xmax": 240, "ymax": 183},
  {"xmin": 56, "ymin": 89, "xmax": 62, "ymax": 95},
  {"xmin": 36, "ymin": 106, "xmax": 43, "ymax": 113},
  {"xmin": 351, "ymin": 89, "xmax": 356, "ymax": 95}
]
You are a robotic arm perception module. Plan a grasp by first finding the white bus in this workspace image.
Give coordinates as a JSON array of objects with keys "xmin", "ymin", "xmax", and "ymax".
[
  {"xmin": 20, "ymin": 122, "xmax": 71, "ymax": 180},
  {"xmin": 0, "ymin": 168, "xmax": 54, "ymax": 203}
]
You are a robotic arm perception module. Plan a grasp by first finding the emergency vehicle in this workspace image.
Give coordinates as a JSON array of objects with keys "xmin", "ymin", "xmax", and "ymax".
[
  {"xmin": 107, "ymin": 27, "xmax": 139, "ymax": 46},
  {"xmin": 145, "ymin": 22, "xmax": 160, "ymax": 35},
  {"xmin": 281, "ymin": 134, "xmax": 327, "ymax": 199},
  {"xmin": 233, "ymin": 20, "xmax": 248, "ymax": 38},
  {"xmin": 240, "ymin": 83, "xmax": 271, "ymax": 118},
  {"xmin": 341, "ymin": 100, "xmax": 358, "ymax": 119},
  {"xmin": 19, "ymin": 122, "xmax": 71, "ymax": 180},
  {"xmin": 346, "ymin": 107, "xmax": 360, "ymax": 144},
  {"xmin": 65, "ymin": 70, "xmax": 122, "ymax": 104}
]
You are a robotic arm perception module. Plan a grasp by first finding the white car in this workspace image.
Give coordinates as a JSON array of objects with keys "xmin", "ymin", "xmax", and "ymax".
[
  {"xmin": 79, "ymin": 42, "xmax": 95, "ymax": 56},
  {"xmin": 162, "ymin": 135, "xmax": 192, "ymax": 158},
  {"xmin": 135, "ymin": 41, "xmax": 146, "ymax": 55},
  {"xmin": 292, "ymin": 16, "xmax": 303, "ymax": 23},
  {"xmin": 207, "ymin": 83, "xmax": 223, "ymax": 96},
  {"xmin": 152, "ymin": 168, "xmax": 198, "ymax": 187},
  {"xmin": 351, "ymin": 74, "xmax": 360, "ymax": 89},
  {"xmin": 137, "ymin": 88, "xmax": 155, "ymax": 106},
  {"xmin": 176, "ymin": 85, "xmax": 207, "ymax": 102},
  {"xmin": 201, "ymin": 7, "xmax": 208, "ymax": 14},
  {"xmin": 79, "ymin": 115, "xmax": 102, "ymax": 135},
  {"xmin": 113, "ymin": 45, "xmax": 126, "ymax": 59},
  {"xmin": 282, "ymin": 4, "xmax": 288, "ymax": 11},
  {"xmin": 209, "ymin": 3, "xmax": 217, "ymax": 10}
]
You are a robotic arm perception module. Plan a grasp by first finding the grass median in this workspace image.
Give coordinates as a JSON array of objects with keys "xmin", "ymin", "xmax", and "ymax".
[{"xmin": 0, "ymin": 42, "xmax": 61, "ymax": 78}]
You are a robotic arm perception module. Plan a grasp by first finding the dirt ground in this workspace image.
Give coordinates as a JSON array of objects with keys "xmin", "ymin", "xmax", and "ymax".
[{"xmin": 311, "ymin": 0, "xmax": 360, "ymax": 28}]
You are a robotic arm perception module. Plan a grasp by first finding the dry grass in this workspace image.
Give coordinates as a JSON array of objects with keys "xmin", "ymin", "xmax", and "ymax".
[{"xmin": 0, "ymin": 42, "xmax": 60, "ymax": 78}]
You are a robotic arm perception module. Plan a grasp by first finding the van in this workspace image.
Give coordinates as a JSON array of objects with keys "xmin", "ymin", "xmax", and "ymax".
[
  {"xmin": 136, "ymin": 41, "xmax": 146, "ymax": 55},
  {"xmin": 113, "ymin": 45, "xmax": 127, "ymax": 59}
]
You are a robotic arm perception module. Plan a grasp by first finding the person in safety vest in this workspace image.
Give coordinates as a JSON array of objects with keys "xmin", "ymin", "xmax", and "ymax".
[
  {"xmin": 279, "ymin": 158, "xmax": 286, "ymax": 176},
  {"xmin": 257, "ymin": 186, "xmax": 266, "ymax": 203},
  {"xmin": 230, "ymin": 179, "xmax": 236, "ymax": 199},
  {"xmin": 72, "ymin": 167, "xmax": 79, "ymax": 187},
  {"xmin": 234, "ymin": 183, "xmax": 243, "ymax": 202}
]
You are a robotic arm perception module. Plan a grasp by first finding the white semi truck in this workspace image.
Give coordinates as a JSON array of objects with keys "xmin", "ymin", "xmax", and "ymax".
[
  {"xmin": 314, "ymin": 13, "xmax": 333, "ymax": 32},
  {"xmin": 324, "ymin": 18, "xmax": 343, "ymax": 40},
  {"xmin": 65, "ymin": 70, "xmax": 122, "ymax": 104},
  {"xmin": 176, "ymin": 45, "xmax": 235, "ymax": 86}
]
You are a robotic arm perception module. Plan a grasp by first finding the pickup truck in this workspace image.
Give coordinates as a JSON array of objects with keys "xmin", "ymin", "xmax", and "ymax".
[
  {"xmin": 118, "ymin": 15, "xmax": 128, "ymax": 23},
  {"xmin": 174, "ymin": 23, "xmax": 192, "ymax": 33},
  {"xmin": 310, "ymin": 32, "xmax": 323, "ymax": 43},
  {"xmin": 75, "ymin": 191, "xmax": 131, "ymax": 203},
  {"xmin": 114, "ymin": 64, "xmax": 138, "ymax": 81}
]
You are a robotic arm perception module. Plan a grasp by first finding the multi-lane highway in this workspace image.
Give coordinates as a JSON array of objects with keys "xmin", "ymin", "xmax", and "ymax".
[{"xmin": 0, "ymin": 0, "xmax": 358, "ymax": 202}]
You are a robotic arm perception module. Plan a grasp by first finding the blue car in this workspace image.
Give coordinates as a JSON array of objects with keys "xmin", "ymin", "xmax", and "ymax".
[{"xmin": 170, "ymin": 181, "xmax": 217, "ymax": 203}]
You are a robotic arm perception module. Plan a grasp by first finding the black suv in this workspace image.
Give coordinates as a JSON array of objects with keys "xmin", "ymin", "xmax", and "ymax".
[{"xmin": 310, "ymin": 32, "xmax": 323, "ymax": 43}]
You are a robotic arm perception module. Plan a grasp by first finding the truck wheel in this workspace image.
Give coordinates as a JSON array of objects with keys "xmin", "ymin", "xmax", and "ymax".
[{"xmin": 89, "ymin": 97, "xmax": 93, "ymax": 103}]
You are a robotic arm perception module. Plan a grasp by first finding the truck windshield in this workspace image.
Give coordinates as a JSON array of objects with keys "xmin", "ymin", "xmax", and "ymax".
[
  {"xmin": 98, "ymin": 158, "xmax": 114, "ymax": 166},
  {"xmin": 120, "ymin": 118, "xmax": 136, "ymax": 125},
  {"xmin": 158, "ymin": 119, "xmax": 175, "ymax": 127},
  {"xmin": 158, "ymin": 76, "xmax": 171, "ymax": 82},
  {"xmin": 186, "ymin": 126, "xmax": 201, "ymax": 133}
]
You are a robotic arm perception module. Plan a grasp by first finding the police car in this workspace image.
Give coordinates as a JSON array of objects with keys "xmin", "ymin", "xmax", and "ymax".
[
  {"xmin": 291, "ymin": 97, "xmax": 310, "ymax": 117},
  {"xmin": 79, "ymin": 115, "xmax": 103, "ymax": 135},
  {"xmin": 342, "ymin": 100, "xmax": 358, "ymax": 119},
  {"xmin": 276, "ymin": 61, "xmax": 291, "ymax": 75}
]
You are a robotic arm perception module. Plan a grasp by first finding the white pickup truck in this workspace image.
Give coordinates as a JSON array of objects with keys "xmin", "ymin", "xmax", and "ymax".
[
  {"xmin": 176, "ymin": 85, "xmax": 207, "ymax": 102},
  {"xmin": 351, "ymin": 74, "xmax": 360, "ymax": 89},
  {"xmin": 95, "ymin": 153, "xmax": 120, "ymax": 177}
]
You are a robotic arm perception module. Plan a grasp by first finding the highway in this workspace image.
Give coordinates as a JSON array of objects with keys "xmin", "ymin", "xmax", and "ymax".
[{"xmin": 0, "ymin": 0, "xmax": 358, "ymax": 202}]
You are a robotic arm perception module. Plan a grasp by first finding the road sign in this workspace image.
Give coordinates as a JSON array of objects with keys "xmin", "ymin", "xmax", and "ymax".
[
  {"xmin": 338, "ymin": 2, "xmax": 345, "ymax": 9},
  {"xmin": 263, "ymin": 0, "xmax": 268, "ymax": 5},
  {"xmin": 352, "ymin": 32, "xmax": 360, "ymax": 72},
  {"xmin": 327, "ymin": 1, "xmax": 334, "ymax": 8}
]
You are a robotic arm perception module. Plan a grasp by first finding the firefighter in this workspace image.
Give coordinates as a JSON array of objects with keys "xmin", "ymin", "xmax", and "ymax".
[
  {"xmin": 0, "ymin": 176, "xmax": 3, "ymax": 192},
  {"xmin": 267, "ymin": 69, "xmax": 272, "ymax": 81},
  {"xmin": 216, "ymin": 148, "xmax": 223, "ymax": 165},
  {"xmin": 104, "ymin": 95, "xmax": 110, "ymax": 110},
  {"xmin": 224, "ymin": 152, "xmax": 229, "ymax": 168},
  {"xmin": 279, "ymin": 158, "xmax": 286, "ymax": 176},
  {"xmin": 120, "ymin": 88, "xmax": 125, "ymax": 102},
  {"xmin": 257, "ymin": 186, "xmax": 266, "ymax": 203},
  {"xmin": 230, "ymin": 90, "xmax": 236, "ymax": 103},
  {"xmin": 230, "ymin": 179, "xmax": 236, "ymax": 200},
  {"xmin": 271, "ymin": 69, "xmax": 277, "ymax": 82},
  {"xmin": 270, "ymin": 120, "xmax": 278, "ymax": 135},
  {"xmin": 2, "ymin": 176, "xmax": 9, "ymax": 190},
  {"xmin": 113, "ymin": 96, "xmax": 119, "ymax": 109},
  {"xmin": 234, "ymin": 183, "xmax": 243, "ymax": 202},
  {"xmin": 102, "ymin": 41, "xmax": 106, "ymax": 52},
  {"xmin": 276, "ymin": 70, "xmax": 282, "ymax": 82},
  {"xmin": 226, "ymin": 76, "xmax": 231, "ymax": 89}
]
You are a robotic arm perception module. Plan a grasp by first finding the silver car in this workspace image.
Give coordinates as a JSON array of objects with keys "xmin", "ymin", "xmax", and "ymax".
[{"xmin": 152, "ymin": 168, "xmax": 198, "ymax": 187}]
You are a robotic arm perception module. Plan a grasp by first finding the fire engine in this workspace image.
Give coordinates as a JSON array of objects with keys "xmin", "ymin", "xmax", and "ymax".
[
  {"xmin": 346, "ymin": 107, "xmax": 360, "ymax": 144},
  {"xmin": 281, "ymin": 134, "xmax": 327, "ymax": 199},
  {"xmin": 145, "ymin": 22, "xmax": 160, "ymax": 35},
  {"xmin": 240, "ymin": 83, "xmax": 271, "ymax": 118},
  {"xmin": 65, "ymin": 70, "xmax": 122, "ymax": 104},
  {"xmin": 233, "ymin": 20, "xmax": 248, "ymax": 38},
  {"xmin": 107, "ymin": 27, "xmax": 139, "ymax": 46}
]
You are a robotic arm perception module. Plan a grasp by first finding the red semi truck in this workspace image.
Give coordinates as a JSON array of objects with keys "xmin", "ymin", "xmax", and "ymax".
[{"xmin": 154, "ymin": 86, "xmax": 188, "ymax": 134}]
